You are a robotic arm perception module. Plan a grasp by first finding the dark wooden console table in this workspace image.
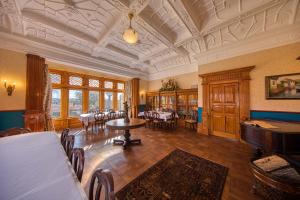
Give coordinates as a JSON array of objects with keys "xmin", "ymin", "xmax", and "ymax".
[
  {"xmin": 106, "ymin": 118, "xmax": 145, "ymax": 149},
  {"xmin": 241, "ymin": 120, "xmax": 300, "ymax": 157}
]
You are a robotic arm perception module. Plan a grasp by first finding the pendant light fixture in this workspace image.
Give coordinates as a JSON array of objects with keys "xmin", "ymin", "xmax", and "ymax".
[{"xmin": 123, "ymin": 13, "xmax": 138, "ymax": 44}]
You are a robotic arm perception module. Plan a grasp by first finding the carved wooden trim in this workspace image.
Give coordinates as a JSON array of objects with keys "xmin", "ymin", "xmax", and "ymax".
[{"xmin": 199, "ymin": 66, "xmax": 255, "ymax": 84}]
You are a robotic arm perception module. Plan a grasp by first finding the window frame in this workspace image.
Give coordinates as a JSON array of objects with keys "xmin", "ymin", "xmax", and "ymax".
[{"xmin": 49, "ymin": 69, "xmax": 125, "ymax": 119}]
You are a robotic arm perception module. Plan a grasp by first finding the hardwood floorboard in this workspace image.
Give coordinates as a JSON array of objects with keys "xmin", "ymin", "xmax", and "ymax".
[{"xmin": 69, "ymin": 127, "xmax": 259, "ymax": 200}]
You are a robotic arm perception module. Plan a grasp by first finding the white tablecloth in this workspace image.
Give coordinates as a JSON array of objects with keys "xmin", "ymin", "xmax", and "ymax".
[
  {"xmin": 138, "ymin": 111, "xmax": 178, "ymax": 121},
  {"xmin": 80, "ymin": 112, "xmax": 122, "ymax": 126},
  {"xmin": 79, "ymin": 113, "xmax": 96, "ymax": 126},
  {"xmin": 0, "ymin": 132, "xmax": 88, "ymax": 200}
]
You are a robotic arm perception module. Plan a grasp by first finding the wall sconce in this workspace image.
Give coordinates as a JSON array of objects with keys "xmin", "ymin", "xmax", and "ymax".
[{"xmin": 4, "ymin": 80, "xmax": 16, "ymax": 96}]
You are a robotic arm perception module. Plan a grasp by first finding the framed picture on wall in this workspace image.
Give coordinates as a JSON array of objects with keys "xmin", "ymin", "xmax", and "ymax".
[{"xmin": 265, "ymin": 73, "xmax": 300, "ymax": 99}]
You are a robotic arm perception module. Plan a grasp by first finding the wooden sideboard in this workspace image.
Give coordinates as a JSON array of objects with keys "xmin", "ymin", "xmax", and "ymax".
[
  {"xmin": 146, "ymin": 89, "xmax": 198, "ymax": 115},
  {"xmin": 241, "ymin": 120, "xmax": 300, "ymax": 157}
]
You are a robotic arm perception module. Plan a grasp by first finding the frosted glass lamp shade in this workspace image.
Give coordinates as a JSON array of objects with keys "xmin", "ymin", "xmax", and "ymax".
[{"xmin": 123, "ymin": 27, "xmax": 138, "ymax": 44}]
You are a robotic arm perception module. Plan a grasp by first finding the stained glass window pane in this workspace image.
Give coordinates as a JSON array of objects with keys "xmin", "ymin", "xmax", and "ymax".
[
  {"xmin": 50, "ymin": 73, "xmax": 61, "ymax": 84},
  {"xmin": 89, "ymin": 79, "xmax": 99, "ymax": 87},
  {"xmin": 117, "ymin": 83, "xmax": 124, "ymax": 90},
  {"xmin": 104, "ymin": 81, "xmax": 113, "ymax": 89},
  {"xmin": 69, "ymin": 76, "xmax": 82, "ymax": 86}
]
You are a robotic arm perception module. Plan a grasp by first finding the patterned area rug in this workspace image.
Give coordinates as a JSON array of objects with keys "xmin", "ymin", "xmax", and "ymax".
[{"xmin": 115, "ymin": 149, "xmax": 228, "ymax": 200}]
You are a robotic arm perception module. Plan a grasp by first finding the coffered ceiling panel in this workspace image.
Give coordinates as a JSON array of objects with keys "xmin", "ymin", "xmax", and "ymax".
[
  {"xmin": 18, "ymin": 0, "xmax": 124, "ymax": 39},
  {"xmin": 0, "ymin": 0, "xmax": 299, "ymax": 79},
  {"xmin": 140, "ymin": 0, "xmax": 192, "ymax": 43}
]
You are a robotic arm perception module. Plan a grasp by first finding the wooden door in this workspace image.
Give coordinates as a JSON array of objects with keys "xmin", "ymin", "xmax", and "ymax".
[{"xmin": 210, "ymin": 83, "xmax": 239, "ymax": 138}]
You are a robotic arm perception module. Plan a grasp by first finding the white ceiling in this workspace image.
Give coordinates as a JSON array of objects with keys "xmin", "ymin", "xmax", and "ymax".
[{"xmin": 0, "ymin": 0, "xmax": 299, "ymax": 80}]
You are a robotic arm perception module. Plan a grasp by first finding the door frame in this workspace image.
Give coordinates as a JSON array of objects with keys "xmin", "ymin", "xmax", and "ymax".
[{"xmin": 199, "ymin": 66, "xmax": 255, "ymax": 139}]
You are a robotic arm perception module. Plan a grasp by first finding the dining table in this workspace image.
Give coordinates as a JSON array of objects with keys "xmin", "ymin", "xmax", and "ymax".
[
  {"xmin": 0, "ymin": 132, "xmax": 88, "ymax": 200},
  {"xmin": 79, "ymin": 111, "xmax": 120, "ymax": 132},
  {"xmin": 138, "ymin": 111, "xmax": 178, "ymax": 121},
  {"xmin": 106, "ymin": 118, "xmax": 146, "ymax": 150}
]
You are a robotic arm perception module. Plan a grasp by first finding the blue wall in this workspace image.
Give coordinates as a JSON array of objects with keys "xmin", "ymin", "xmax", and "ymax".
[
  {"xmin": 197, "ymin": 108, "xmax": 300, "ymax": 123},
  {"xmin": 250, "ymin": 110, "xmax": 300, "ymax": 122},
  {"xmin": 0, "ymin": 110, "xmax": 25, "ymax": 131},
  {"xmin": 138, "ymin": 104, "xmax": 146, "ymax": 112},
  {"xmin": 198, "ymin": 107, "xmax": 202, "ymax": 122}
]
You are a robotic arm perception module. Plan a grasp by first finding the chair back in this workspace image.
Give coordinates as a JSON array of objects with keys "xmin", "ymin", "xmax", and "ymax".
[
  {"xmin": 144, "ymin": 111, "xmax": 149, "ymax": 119},
  {"xmin": 89, "ymin": 169, "xmax": 115, "ymax": 200},
  {"xmin": 170, "ymin": 112, "xmax": 176, "ymax": 120},
  {"xmin": 153, "ymin": 112, "xmax": 160, "ymax": 120},
  {"xmin": 95, "ymin": 112, "xmax": 105, "ymax": 121},
  {"xmin": 118, "ymin": 111, "xmax": 126, "ymax": 119},
  {"xmin": 60, "ymin": 128, "xmax": 70, "ymax": 147},
  {"xmin": 69, "ymin": 148, "xmax": 85, "ymax": 182},
  {"xmin": 107, "ymin": 112, "xmax": 116, "ymax": 120},
  {"xmin": 191, "ymin": 110, "xmax": 198, "ymax": 120},
  {"xmin": 64, "ymin": 135, "xmax": 75, "ymax": 157},
  {"xmin": 0, "ymin": 127, "xmax": 31, "ymax": 137}
]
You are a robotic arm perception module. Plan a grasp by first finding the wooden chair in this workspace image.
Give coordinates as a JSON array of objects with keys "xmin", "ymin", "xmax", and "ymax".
[
  {"xmin": 69, "ymin": 148, "xmax": 85, "ymax": 182},
  {"xmin": 118, "ymin": 110, "xmax": 126, "ymax": 119},
  {"xmin": 89, "ymin": 169, "xmax": 115, "ymax": 200},
  {"xmin": 185, "ymin": 110, "xmax": 198, "ymax": 130},
  {"xmin": 94, "ymin": 112, "xmax": 106, "ymax": 130},
  {"xmin": 60, "ymin": 128, "xmax": 70, "ymax": 148},
  {"xmin": 0, "ymin": 127, "xmax": 31, "ymax": 137},
  {"xmin": 164, "ymin": 112, "xmax": 176, "ymax": 129},
  {"xmin": 107, "ymin": 112, "xmax": 116, "ymax": 121},
  {"xmin": 144, "ymin": 111, "xmax": 153, "ymax": 128},
  {"xmin": 63, "ymin": 135, "xmax": 75, "ymax": 157},
  {"xmin": 152, "ymin": 112, "xmax": 163, "ymax": 129}
]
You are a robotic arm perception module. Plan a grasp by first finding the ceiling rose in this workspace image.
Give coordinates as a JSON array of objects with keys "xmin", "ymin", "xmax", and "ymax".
[{"xmin": 123, "ymin": 13, "xmax": 138, "ymax": 44}]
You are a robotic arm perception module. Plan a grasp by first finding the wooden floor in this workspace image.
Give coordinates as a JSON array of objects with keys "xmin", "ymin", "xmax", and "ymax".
[{"xmin": 70, "ymin": 126, "xmax": 259, "ymax": 200}]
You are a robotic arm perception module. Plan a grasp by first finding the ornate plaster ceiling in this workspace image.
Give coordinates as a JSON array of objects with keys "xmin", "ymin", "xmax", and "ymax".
[{"xmin": 0, "ymin": 0, "xmax": 299, "ymax": 79}]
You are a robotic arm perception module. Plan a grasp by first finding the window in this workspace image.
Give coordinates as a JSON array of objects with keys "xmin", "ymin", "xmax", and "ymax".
[
  {"xmin": 89, "ymin": 91, "xmax": 99, "ymax": 111},
  {"xmin": 89, "ymin": 79, "xmax": 99, "ymax": 87},
  {"xmin": 117, "ymin": 83, "xmax": 124, "ymax": 90},
  {"xmin": 69, "ymin": 90, "xmax": 82, "ymax": 117},
  {"xmin": 50, "ymin": 73, "xmax": 61, "ymax": 84},
  {"xmin": 69, "ymin": 76, "xmax": 82, "ymax": 86},
  {"xmin": 51, "ymin": 89, "xmax": 61, "ymax": 118},
  {"xmin": 104, "ymin": 81, "xmax": 113, "ymax": 89},
  {"xmin": 104, "ymin": 92, "xmax": 113, "ymax": 111},
  {"xmin": 117, "ymin": 92, "xmax": 124, "ymax": 111}
]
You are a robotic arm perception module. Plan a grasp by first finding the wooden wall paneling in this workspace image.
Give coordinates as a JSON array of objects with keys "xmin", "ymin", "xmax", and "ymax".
[
  {"xmin": 24, "ymin": 54, "xmax": 46, "ymax": 132},
  {"xmin": 82, "ymin": 76, "xmax": 89, "ymax": 113},
  {"xmin": 199, "ymin": 66, "xmax": 254, "ymax": 139},
  {"xmin": 201, "ymin": 80, "xmax": 210, "ymax": 135},
  {"xmin": 131, "ymin": 78, "xmax": 140, "ymax": 118},
  {"xmin": 25, "ymin": 54, "xmax": 45, "ymax": 111}
]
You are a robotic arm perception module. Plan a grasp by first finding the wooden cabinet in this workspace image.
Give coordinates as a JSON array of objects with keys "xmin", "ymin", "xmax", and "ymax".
[
  {"xmin": 146, "ymin": 89, "xmax": 198, "ymax": 115},
  {"xmin": 146, "ymin": 92, "xmax": 159, "ymax": 110},
  {"xmin": 160, "ymin": 91, "xmax": 176, "ymax": 110}
]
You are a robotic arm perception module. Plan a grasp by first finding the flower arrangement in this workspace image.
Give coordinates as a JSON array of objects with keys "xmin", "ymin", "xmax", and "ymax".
[{"xmin": 159, "ymin": 79, "xmax": 179, "ymax": 92}]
